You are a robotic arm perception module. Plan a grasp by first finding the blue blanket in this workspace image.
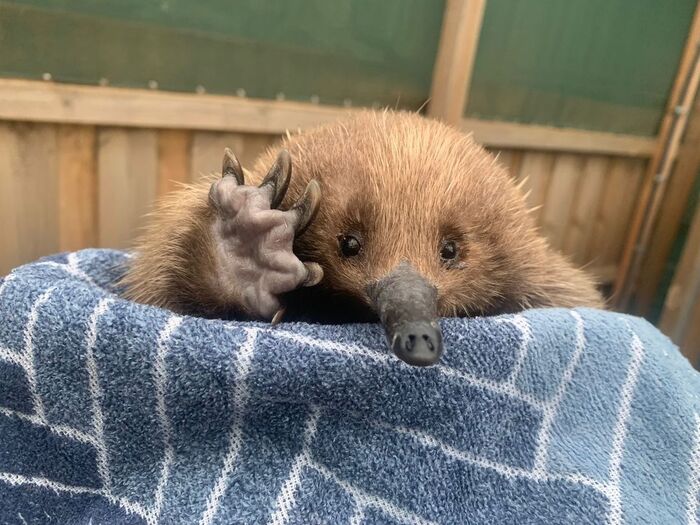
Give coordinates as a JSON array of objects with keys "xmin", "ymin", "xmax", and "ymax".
[{"xmin": 1, "ymin": 249, "xmax": 699, "ymax": 524}]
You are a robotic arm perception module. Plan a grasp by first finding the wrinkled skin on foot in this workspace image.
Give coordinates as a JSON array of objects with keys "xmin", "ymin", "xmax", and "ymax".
[{"xmin": 207, "ymin": 148, "xmax": 323, "ymax": 320}]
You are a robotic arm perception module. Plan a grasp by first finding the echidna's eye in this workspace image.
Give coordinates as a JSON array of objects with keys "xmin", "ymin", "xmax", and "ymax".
[
  {"xmin": 339, "ymin": 234, "xmax": 362, "ymax": 257},
  {"xmin": 440, "ymin": 240, "xmax": 458, "ymax": 261}
]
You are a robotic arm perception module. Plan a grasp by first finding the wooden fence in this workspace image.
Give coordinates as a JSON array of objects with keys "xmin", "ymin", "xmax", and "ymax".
[{"xmin": 0, "ymin": 120, "xmax": 278, "ymax": 271}]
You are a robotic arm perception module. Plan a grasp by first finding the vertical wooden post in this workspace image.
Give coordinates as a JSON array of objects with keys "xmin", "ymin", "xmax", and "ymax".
[
  {"xmin": 633, "ymin": 95, "xmax": 700, "ymax": 315},
  {"xmin": 614, "ymin": 1, "xmax": 700, "ymax": 308},
  {"xmin": 659, "ymin": 198, "xmax": 700, "ymax": 363},
  {"xmin": 427, "ymin": 0, "xmax": 487, "ymax": 125}
]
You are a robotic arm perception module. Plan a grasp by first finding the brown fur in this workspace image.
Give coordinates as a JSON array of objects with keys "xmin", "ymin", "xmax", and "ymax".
[{"xmin": 121, "ymin": 110, "xmax": 604, "ymax": 319}]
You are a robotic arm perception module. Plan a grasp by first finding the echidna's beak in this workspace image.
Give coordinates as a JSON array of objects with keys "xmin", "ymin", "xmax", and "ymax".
[{"xmin": 367, "ymin": 262, "xmax": 443, "ymax": 367}]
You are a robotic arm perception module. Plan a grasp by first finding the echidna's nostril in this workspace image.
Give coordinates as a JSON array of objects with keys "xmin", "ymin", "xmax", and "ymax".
[
  {"xmin": 391, "ymin": 322, "xmax": 443, "ymax": 366},
  {"xmin": 406, "ymin": 334, "xmax": 416, "ymax": 352}
]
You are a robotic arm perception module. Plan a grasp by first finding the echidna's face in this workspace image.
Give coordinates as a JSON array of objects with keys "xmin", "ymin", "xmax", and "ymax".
[{"xmin": 278, "ymin": 111, "xmax": 534, "ymax": 366}]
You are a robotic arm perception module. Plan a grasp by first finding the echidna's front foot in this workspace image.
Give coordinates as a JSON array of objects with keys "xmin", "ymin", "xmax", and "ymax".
[{"xmin": 208, "ymin": 148, "xmax": 322, "ymax": 320}]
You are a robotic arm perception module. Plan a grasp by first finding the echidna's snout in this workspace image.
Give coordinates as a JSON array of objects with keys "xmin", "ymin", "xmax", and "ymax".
[{"xmin": 367, "ymin": 262, "xmax": 443, "ymax": 367}]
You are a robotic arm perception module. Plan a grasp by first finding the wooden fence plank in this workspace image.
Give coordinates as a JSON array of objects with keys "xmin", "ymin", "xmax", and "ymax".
[
  {"xmin": 540, "ymin": 154, "xmax": 584, "ymax": 250},
  {"xmin": 0, "ymin": 78, "xmax": 357, "ymax": 135},
  {"xmin": 157, "ymin": 129, "xmax": 191, "ymax": 197},
  {"xmin": 660, "ymin": 218, "xmax": 700, "ymax": 338},
  {"xmin": 586, "ymin": 159, "xmax": 627, "ymax": 270},
  {"xmin": 591, "ymin": 158, "xmax": 645, "ymax": 268},
  {"xmin": 237, "ymin": 134, "xmax": 280, "ymax": 169},
  {"xmin": 58, "ymin": 125, "xmax": 97, "ymax": 251},
  {"xmin": 463, "ymin": 118, "xmax": 656, "ymax": 157},
  {"xmin": 612, "ymin": 159, "xmax": 646, "ymax": 263},
  {"xmin": 563, "ymin": 155, "xmax": 610, "ymax": 266},
  {"xmin": 493, "ymin": 150, "xmax": 513, "ymax": 172},
  {"xmin": 517, "ymin": 152, "xmax": 555, "ymax": 223},
  {"xmin": 492, "ymin": 149, "xmax": 524, "ymax": 179},
  {"xmin": 98, "ymin": 128, "xmax": 158, "ymax": 249},
  {"xmin": 660, "ymin": 196, "xmax": 700, "ymax": 362},
  {"xmin": 0, "ymin": 123, "xmax": 22, "ymax": 273},
  {"xmin": 0, "ymin": 122, "xmax": 59, "ymax": 274}
]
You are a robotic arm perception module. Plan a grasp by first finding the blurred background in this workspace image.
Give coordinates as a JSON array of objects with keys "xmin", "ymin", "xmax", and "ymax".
[{"xmin": 1, "ymin": 1, "xmax": 699, "ymax": 362}]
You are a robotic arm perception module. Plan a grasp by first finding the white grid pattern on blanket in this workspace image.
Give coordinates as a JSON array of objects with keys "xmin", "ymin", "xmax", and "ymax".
[
  {"xmin": 0, "ymin": 280, "xmax": 149, "ymax": 521},
  {"xmin": 85, "ymin": 298, "xmax": 115, "ymax": 494},
  {"xmin": 148, "ymin": 315, "xmax": 184, "ymax": 525},
  {"xmin": 0, "ymin": 470, "xmax": 149, "ymax": 518},
  {"xmin": 198, "ymin": 327, "xmax": 257, "ymax": 525},
  {"xmin": 0, "ymin": 254, "xmax": 651, "ymax": 525},
  {"xmin": 348, "ymin": 506, "xmax": 366, "ymax": 525},
  {"xmin": 267, "ymin": 405, "xmax": 321, "ymax": 525},
  {"xmin": 532, "ymin": 311, "xmax": 587, "ymax": 476},
  {"xmin": 23, "ymin": 286, "xmax": 56, "ymax": 423},
  {"xmin": 35, "ymin": 253, "xmax": 97, "ymax": 287},
  {"xmin": 607, "ymin": 324, "xmax": 645, "ymax": 525},
  {"xmin": 0, "ymin": 406, "xmax": 97, "ymax": 447},
  {"xmin": 505, "ymin": 314, "xmax": 533, "ymax": 386}
]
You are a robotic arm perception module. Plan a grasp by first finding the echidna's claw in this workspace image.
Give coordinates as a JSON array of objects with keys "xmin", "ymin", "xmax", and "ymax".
[
  {"xmin": 221, "ymin": 147, "xmax": 244, "ymax": 185},
  {"xmin": 206, "ymin": 148, "xmax": 324, "ymax": 321},
  {"xmin": 289, "ymin": 180, "xmax": 321, "ymax": 235},
  {"xmin": 259, "ymin": 149, "xmax": 292, "ymax": 209}
]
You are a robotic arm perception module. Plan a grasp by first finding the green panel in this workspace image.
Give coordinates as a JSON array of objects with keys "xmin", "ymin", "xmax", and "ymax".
[
  {"xmin": 467, "ymin": 0, "xmax": 696, "ymax": 135},
  {"xmin": 0, "ymin": 0, "xmax": 444, "ymax": 108}
]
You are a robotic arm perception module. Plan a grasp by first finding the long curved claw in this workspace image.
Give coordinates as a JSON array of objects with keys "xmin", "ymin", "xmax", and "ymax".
[
  {"xmin": 259, "ymin": 149, "xmax": 292, "ymax": 209},
  {"xmin": 222, "ymin": 148, "xmax": 244, "ymax": 185},
  {"xmin": 271, "ymin": 308, "xmax": 286, "ymax": 326},
  {"xmin": 289, "ymin": 180, "xmax": 321, "ymax": 235},
  {"xmin": 303, "ymin": 262, "xmax": 324, "ymax": 287}
]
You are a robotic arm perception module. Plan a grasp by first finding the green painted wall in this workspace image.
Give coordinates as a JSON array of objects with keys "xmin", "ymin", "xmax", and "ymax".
[
  {"xmin": 0, "ymin": 0, "xmax": 444, "ymax": 108},
  {"xmin": 0, "ymin": 0, "xmax": 695, "ymax": 131},
  {"xmin": 467, "ymin": 0, "xmax": 696, "ymax": 135}
]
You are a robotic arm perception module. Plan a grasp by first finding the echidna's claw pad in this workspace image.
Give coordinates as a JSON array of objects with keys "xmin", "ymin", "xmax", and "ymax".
[{"xmin": 208, "ymin": 149, "xmax": 322, "ymax": 319}]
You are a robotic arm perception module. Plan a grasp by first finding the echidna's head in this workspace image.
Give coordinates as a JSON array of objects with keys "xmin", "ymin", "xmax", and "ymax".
[{"xmin": 255, "ymin": 111, "xmax": 543, "ymax": 366}]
